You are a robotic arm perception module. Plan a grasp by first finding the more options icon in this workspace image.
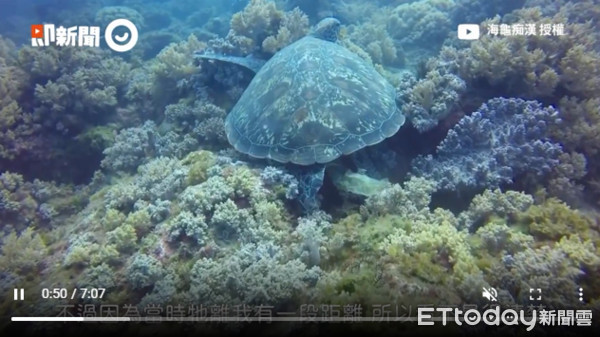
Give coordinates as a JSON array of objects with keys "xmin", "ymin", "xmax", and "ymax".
[{"xmin": 457, "ymin": 24, "xmax": 480, "ymax": 40}]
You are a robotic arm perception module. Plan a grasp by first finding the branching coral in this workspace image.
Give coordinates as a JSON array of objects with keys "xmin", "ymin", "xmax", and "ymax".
[
  {"xmin": 181, "ymin": 150, "xmax": 217, "ymax": 185},
  {"xmin": 188, "ymin": 242, "xmax": 320, "ymax": 306},
  {"xmin": 548, "ymin": 98, "xmax": 598, "ymax": 200},
  {"xmin": 230, "ymin": 0, "xmax": 284, "ymax": 49},
  {"xmin": 0, "ymin": 228, "xmax": 47, "ymax": 275},
  {"xmin": 559, "ymin": 45, "xmax": 600, "ymax": 98},
  {"xmin": 319, "ymin": 176, "xmax": 487, "ymax": 303},
  {"xmin": 436, "ymin": 7, "xmax": 600, "ymax": 99},
  {"xmin": 178, "ymin": 162, "xmax": 289, "ymax": 245},
  {"xmin": 0, "ymin": 36, "xmax": 39, "ymax": 162},
  {"xmin": 262, "ymin": 7, "xmax": 309, "ymax": 54},
  {"xmin": 556, "ymin": 235, "xmax": 600, "ymax": 270},
  {"xmin": 18, "ymin": 46, "xmax": 131, "ymax": 128},
  {"xmin": 1, "ymin": 39, "xmax": 138, "ymax": 180},
  {"xmin": 490, "ymin": 246, "xmax": 585, "ymax": 307},
  {"xmin": 209, "ymin": 0, "xmax": 309, "ymax": 56},
  {"xmin": 386, "ymin": 0, "xmax": 455, "ymax": 46},
  {"xmin": 458, "ymin": 189, "xmax": 534, "ymax": 230},
  {"xmin": 474, "ymin": 220, "xmax": 534, "ymax": 256},
  {"xmin": 259, "ymin": 166, "xmax": 299, "ymax": 200},
  {"xmin": 77, "ymin": 263, "xmax": 117, "ymax": 289},
  {"xmin": 396, "ymin": 61, "xmax": 466, "ymax": 132},
  {"xmin": 552, "ymin": 97, "xmax": 600, "ymax": 157},
  {"xmin": 469, "ymin": 194, "xmax": 600, "ymax": 306},
  {"xmin": 107, "ymin": 223, "xmax": 138, "ymax": 253},
  {"xmin": 138, "ymin": 272, "xmax": 179, "ymax": 308},
  {"xmin": 101, "ymin": 121, "xmax": 158, "ymax": 172},
  {"xmin": 150, "ymin": 35, "xmax": 205, "ymax": 85},
  {"xmin": 179, "ymin": 176, "xmax": 234, "ymax": 214},
  {"xmin": 94, "ymin": 6, "xmax": 145, "ymax": 27},
  {"xmin": 211, "ymin": 199, "xmax": 254, "ymax": 240},
  {"xmin": 346, "ymin": 22, "xmax": 400, "ymax": 66},
  {"xmin": 411, "ymin": 97, "xmax": 564, "ymax": 191},
  {"xmin": 63, "ymin": 233, "xmax": 120, "ymax": 268},
  {"xmin": 0, "ymin": 171, "xmax": 68, "ymax": 229},
  {"xmin": 517, "ymin": 198, "xmax": 596, "ymax": 241},
  {"xmin": 125, "ymin": 34, "xmax": 206, "ymax": 115},
  {"xmin": 362, "ymin": 176, "xmax": 437, "ymax": 217},
  {"xmin": 104, "ymin": 157, "xmax": 188, "ymax": 213},
  {"xmin": 331, "ymin": 0, "xmax": 382, "ymax": 24},
  {"xmin": 126, "ymin": 253, "xmax": 165, "ymax": 289},
  {"xmin": 163, "ymin": 211, "xmax": 208, "ymax": 246},
  {"xmin": 165, "ymin": 99, "xmax": 228, "ymax": 145},
  {"xmin": 101, "ymin": 121, "xmax": 199, "ymax": 173},
  {"xmin": 542, "ymin": 151, "xmax": 587, "ymax": 204},
  {"xmin": 379, "ymin": 208, "xmax": 482, "ymax": 288}
]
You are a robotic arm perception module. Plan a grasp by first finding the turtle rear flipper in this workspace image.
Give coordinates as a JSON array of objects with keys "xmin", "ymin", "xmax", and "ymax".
[{"xmin": 194, "ymin": 51, "xmax": 266, "ymax": 73}]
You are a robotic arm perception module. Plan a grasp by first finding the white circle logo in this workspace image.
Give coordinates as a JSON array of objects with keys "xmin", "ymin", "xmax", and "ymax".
[{"xmin": 105, "ymin": 19, "xmax": 138, "ymax": 52}]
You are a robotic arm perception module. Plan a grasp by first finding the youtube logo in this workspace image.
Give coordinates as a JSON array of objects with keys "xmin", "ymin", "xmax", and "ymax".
[
  {"xmin": 31, "ymin": 24, "xmax": 44, "ymax": 38},
  {"xmin": 457, "ymin": 24, "xmax": 480, "ymax": 40}
]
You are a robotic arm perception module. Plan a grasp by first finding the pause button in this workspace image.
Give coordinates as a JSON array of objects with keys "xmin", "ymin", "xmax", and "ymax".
[{"xmin": 13, "ymin": 289, "xmax": 24, "ymax": 301}]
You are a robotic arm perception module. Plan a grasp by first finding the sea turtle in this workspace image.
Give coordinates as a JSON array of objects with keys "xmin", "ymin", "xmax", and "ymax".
[{"xmin": 196, "ymin": 18, "xmax": 405, "ymax": 211}]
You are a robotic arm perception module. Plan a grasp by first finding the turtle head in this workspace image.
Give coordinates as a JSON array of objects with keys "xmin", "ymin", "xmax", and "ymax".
[{"xmin": 312, "ymin": 17, "xmax": 341, "ymax": 42}]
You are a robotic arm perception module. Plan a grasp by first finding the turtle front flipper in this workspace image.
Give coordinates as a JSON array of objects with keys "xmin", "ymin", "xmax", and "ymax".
[
  {"xmin": 290, "ymin": 164, "xmax": 326, "ymax": 213},
  {"xmin": 194, "ymin": 51, "xmax": 266, "ymax": 73}
]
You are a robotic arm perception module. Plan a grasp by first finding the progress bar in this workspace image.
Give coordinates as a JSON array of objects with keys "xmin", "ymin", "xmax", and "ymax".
[
  {"xmin": 11, "ymin": 317, "xmax": 430, "ymax": 322},
  {"xmin": 12, "ymin": 317, "xmax": 130, "ymax": 322}
]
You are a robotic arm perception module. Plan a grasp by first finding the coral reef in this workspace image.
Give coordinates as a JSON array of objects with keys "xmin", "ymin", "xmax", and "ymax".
[
  {"xmin": 458, "ymin": 189, "xmax": 534, "ymax": 230},
  {"xmin": 396, "ymin": 62, "xmax": 466, "ymax": 132},
  {"xmin": 126, "ymin": 253, "xmax": 165, "ymax": 289},
  {"xmin": 165, "ymin": 99, "xmax": 228, "ymax": 145},
  {"xmin": 259, "ymin": 166, "xmax": 299, "ymax": 200},
  {"xmin": 549, "ymin": 97, "xmax": 600, "ymax": 201},
  {"xmin": 552, "ymin": 97, "xmax": 600, "ymax": 158},
  {"xmin": 0, "ymin": 228, "xmax": 47, "ymax": 275},
  {"xmin": 262, "ymin": 8, "xmax": 310, "ymax": 54},
  {"xmin": 163, "ymin": 211, "xmax": 208, "ymax": 246},
  {"xmin": 412, "ymin": 5, "xmax": 600, "ymax": 203},
  {"xmin": 361, "ymin": 177, "xmax": 436, "ymax": 217},
  {"xmin": 436, "ymin": 7, "xmax": 600, "ymax": 99},
  {"xmin": 386, "ymin": 0, "xmax": 455, "ymax": 46},
  {"xmin": 188, "ymin": 242, "xmax": 320, "ymax": 306},
  {"xmin": 317, "ymin": 178, "xmax": 486, "ymax": 305},
  {"xmin": 101, "ymin": 121, "xmax": 159, "ymax": 172},
  {"xmin": 0, "ymin": 36, "xmax": 35, "ymax": 162},
  {"xmin": 101, "ymin": 121, "xmax": 199, "ymax": 173},
  {"xmin": 94, "ymin": 6, "xmax": 145, "ymax": 27},
  {"xmin": 0, "ymin": 171, "xmax": 78, "ymax": 230},
  {"xmin": 411, "ymin": 97, "xmax": 564, "ymax": 191},
  {"xmin": 517, "ymin": 198, "xmax": 597, "ymax": 241},
  {"xmin": 19, "ymin": 46, "xmax": 132, "ymax": 129},
  {"xmin": 104, "ymin": 156, "xmax": 188, "ymax": 212},
  {"xmin": 347, "ymin": 22, "xmax": 400, "ymax": 66},
  {"xmin": 208, "ymin": 0, "xmax": 309, "ymax": 56},
  {"xmin": 0, "ymin": 34, "xmax": 145, "ymax": 181},
  {"xmin": 490, "ymin": 246, "xmax": 587, "ymax": 307},
  {"xmin": 149, "ymin": 35, "xmax": 205, "ymax": 90}
]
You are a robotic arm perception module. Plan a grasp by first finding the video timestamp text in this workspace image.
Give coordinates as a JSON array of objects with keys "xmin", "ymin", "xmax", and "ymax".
[{"xmin": 41, "ymin": 288, "xmax": 106, "ymax": 300}]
